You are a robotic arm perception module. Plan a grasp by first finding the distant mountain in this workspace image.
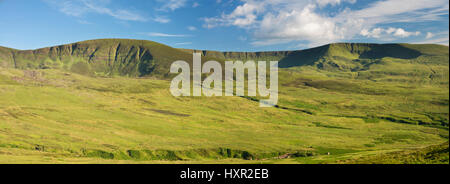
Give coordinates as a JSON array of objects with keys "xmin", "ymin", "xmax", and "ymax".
[
  {"xmin": 183, "ymin": 43, "xmax": 449, "ymax": 71},
  {"xmin": 179, "ymin": 48, "xmax": 293, "ymax": 62},
  {"xmin": 0, "ymin": 39, "xmax": 448, "ymax": 77}
]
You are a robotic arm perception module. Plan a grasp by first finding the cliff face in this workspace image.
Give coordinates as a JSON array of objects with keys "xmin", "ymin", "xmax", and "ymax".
[
  {"xmin": 179, "ymin": 48, "xmax": 293, "ymax": 61},
  {"xmin": 0, "ymin": 39, "xmax": 196, "ymax": 77},
  {"xmin": 0, "ymin": 46, "xmax": 15, "ymax": 68}
]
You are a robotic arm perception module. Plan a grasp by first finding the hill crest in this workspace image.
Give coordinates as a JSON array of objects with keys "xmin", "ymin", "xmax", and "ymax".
[{"xmin": 0, "ymin": 39, "xmax": 448, "ymax": 76}]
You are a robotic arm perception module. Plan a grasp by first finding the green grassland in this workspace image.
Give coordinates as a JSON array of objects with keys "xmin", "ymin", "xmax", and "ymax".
[{"xmin": 0, "ymin": 39, "xmax": 448, "ymax": 164}]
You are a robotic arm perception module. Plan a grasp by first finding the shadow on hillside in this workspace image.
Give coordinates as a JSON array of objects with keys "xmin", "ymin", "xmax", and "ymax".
[{"xmin": 278, "ymin": 44, "xmax": 422, "ymax": 68}]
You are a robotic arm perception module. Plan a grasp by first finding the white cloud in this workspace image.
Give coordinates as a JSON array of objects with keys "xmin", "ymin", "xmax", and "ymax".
[
  {"xmin": 316, "ymin": 0, "xmax": 356, "ymax": 7},
  {"xmin": 392, "ymin": 28, "xmax": 420, "ymax": 38},
  {"xmin": 238, "ymin": 36, "xmax": 247, "ymax": 41},
  {"xmin": 342, "ymin": 0, "xmax": 449, "ymax": 23},
  {"xmin": 152, "ymin": 16, "xmax": 171, "ymax": 23},
  {"xmin": 203, "ymin": 1, "xmax": 265, "ymax": 28},
  {"xmin": 187, "ymin": 26, "xmax": 197, "ymax": 31},
  {"xmin": 424, "ymin": 37, "xmax": 449, "ymax": 45},
  {"xmin": 45, "ymin": 0, "xmax": 147, "ymax": 22},
  {"xmin": 415, "ymin": 31, "xmax": 449, "ymax": 45},
  {"xmin": 254, "ymin": 4, "xmax": 345, "ymax": 47},
  {"xmin": 143, "ymin": 32, "xmax": 190, "ymax": 37},
  {"xmin": 360, "ymin": 27, "xmax": 421, "ymax": 40},
  {"xmin": 57, "ymin": 0, "xmax": 87, "ymax": 17},
  {"xmin": 174, "ymin": 42, "xmax": 192, "ymax": 45},
  {"xmin": 77, "ymin": 20, "xmax": 93, "ymax": 24},
  {"xmin": 157, "ymin": 0, "xmax": 187, "ymax": 11},
  {"xmin": 416, "ymin": 37, "xmax": 449, "ymax": 46},
  {"xmin": 202, "ymin": 0, "xmax": 449, "ymax": 47},
  {"xmin": 361, "ymin": 27, "xmax": 420, "ymax": 39},
  {"xmin": 360, "ymin": 28, "xmax": 384, "ymax": 38},
  {"xmin": 426, "ymin": 32, "xmax": 435, "ymax": 39}
]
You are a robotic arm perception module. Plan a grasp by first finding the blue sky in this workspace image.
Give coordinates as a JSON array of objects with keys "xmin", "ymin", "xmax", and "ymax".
[{"xmin": 0, "ymin": 0, "xmax": 448, "ymax": 51}]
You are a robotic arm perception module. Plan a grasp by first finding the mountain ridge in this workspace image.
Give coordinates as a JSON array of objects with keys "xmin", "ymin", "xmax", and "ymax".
[{"xmin": 0, "ymin": 39, "xmax": 448, "ymax": 77}]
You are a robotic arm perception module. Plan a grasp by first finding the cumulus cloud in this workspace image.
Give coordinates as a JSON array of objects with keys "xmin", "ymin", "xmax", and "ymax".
[
  {"xmin": 203, "ymin": 1, "xmax": 265, "ymax": 28},
  {"xmin": 426, "ymin": 32, "xmax": 435, "ymax": 39},
  {"xmin": 361, "ymin": 27, "xmax": 421, "ymax": 39},
  {"xmin": 254, "ymin": 4, "xmax": 345, "ymax": 46},
  {"xmin": 392, "ymin": 28, "xmax": 420, "ymax": 38},
  {"xmin": 202, "ymin": 0, "xmax": 449, "ymax": 47},
  {"xmin": 360, "ymin": 28, "xmax": 384, "ymax": 38}
]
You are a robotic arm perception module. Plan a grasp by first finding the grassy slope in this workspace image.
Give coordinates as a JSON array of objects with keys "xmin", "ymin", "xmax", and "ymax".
[
  {"xmin": 0, "ymin": 40, "xmax": 448, "ymax": 163},
  {"xmin": 337, "ymin": 141, "xmax": 449, "ymax": 164}
]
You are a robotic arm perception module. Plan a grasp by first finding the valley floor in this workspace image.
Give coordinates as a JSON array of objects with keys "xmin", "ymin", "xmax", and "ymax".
[
  {"xmin": 0, "ymin": 67, "xmax": 448, "ymax": 164},
  {"xmin": 0, "ymin": 142, "xmax": 447, "ymax": 164}
]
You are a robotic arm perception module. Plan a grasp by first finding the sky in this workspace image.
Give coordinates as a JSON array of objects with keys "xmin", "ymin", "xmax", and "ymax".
[{"xmin": 0, "ymin": 0, "xmax": 448, "ymax": 51}]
